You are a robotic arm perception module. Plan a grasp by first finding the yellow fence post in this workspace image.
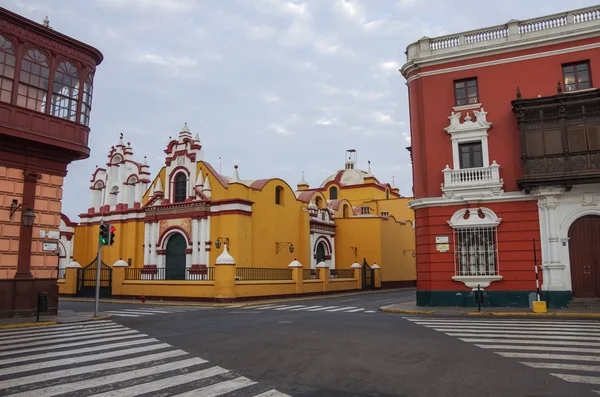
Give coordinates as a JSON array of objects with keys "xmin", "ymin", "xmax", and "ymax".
[
  {"xmin": 111, "ymin": 259, "xmax": 129, "ymax": 297},
  {"xmin": 317, "ymin": 261, "xmax": 330, "ymax": 293},
  {"xmin": 372, "ymin": 263, "xmax": 382, "ymax": 289},
  {"xmin": 289, "ymin": 259, "xmax": 303, "ymax": 295},
  {"xmin": 214, "ymin": 244, "xmax": 236, "ymax": 303},
  {"xmin": 62, "ymin": 261, "xmax": 81, "ymax": 295},
  {"xmin": 351, "ymin": 261, "xmax": 362, "ymax": 290}
]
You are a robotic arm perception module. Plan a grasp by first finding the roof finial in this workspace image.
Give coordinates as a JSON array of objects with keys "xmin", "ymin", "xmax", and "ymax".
[
  {"xmin": 368, "ymin": 160, "xmax": 372, "ymax": 174},
  {"xmin": 557, "ymin": 80, "xmax": 563, "ymax": 94},
  {"xmin": 42, "ymin": 16, "xmax": 50, "ymax": 28},
  {"xmin": 232, "ymin": 165, "xmax": 240, "ymax": 182}
]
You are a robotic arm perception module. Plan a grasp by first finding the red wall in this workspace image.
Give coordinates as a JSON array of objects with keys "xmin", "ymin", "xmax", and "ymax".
[
  {"xmin": 408, "ymin": 36, "xmax": 600, "ymax": 199},
  {"xmin": 415, "ymin": 201, "xmax": 541, "ymax": 291}
]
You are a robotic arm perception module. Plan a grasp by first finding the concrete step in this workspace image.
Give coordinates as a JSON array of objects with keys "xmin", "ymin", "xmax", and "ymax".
[{"xmin": 568, "ymin": 298, "xmax": 600, "ymax": 308}]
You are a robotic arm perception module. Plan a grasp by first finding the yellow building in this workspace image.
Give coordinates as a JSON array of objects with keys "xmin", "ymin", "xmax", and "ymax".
[{"xmin": 64, "ymin": 124, "xmax": 415, "ymax": 292}]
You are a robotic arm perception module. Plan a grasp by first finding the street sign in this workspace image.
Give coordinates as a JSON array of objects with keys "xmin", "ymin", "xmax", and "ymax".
[
  {"xmin": 436, "ymin": 243, "xmax": 450, "ymax": 252},
  {"xmin": 435, "ymin": 236, "xmax": 449, "ymax": 244},
  {"xmin": 42, "ymin": 241, "xmax": 58, "ymax": 251}
]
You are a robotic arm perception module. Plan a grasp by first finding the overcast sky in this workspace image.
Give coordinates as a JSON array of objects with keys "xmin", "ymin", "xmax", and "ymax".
[{"xmin": 5, "ymin": 0, "xmax": 598, "ymax": 220}]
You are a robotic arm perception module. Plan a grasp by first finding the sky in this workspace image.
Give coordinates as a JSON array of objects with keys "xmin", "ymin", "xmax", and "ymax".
[{"xmin": 5, "ymin": 0, "xmax": 599, "ymax": 220}]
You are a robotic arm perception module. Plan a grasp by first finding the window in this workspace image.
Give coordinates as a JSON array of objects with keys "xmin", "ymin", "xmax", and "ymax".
[
  {"xmin": 563, "ymin": 61, "xmax": 592, "ymax": 92},
  {"xmin": 342, "ymin": 204, "xmax": 349, "ymax": 218},
  {"xmin": 455, "ymin": 227, "xmax": 498, "ymax": 276},
  {"xmin": 315, "ymin": 196, "xmax": 322, "ymax": 208},
  {"xmin": 454, "ymin": 78, "xmax": 478, "ymax": 106},
  {"xmin": 0, "ymin": 35, "xmax": 16, "ymax": 103},
  {"xmin": 174, "ymin": 173, "xmax": 187, "ymax": 203},
  {"xmin": 458, "ymin": 142, "xmax": 483, "ymax": 169},
  {"xmin": 275, "ymin": 186, "xmax": 284, "ymax": 205},
  {"xmin": 385, "ymin": 189, "xmax": 389, "ymax": 200},
  {"xmin": 17, "ymin": 49, "xmax": 49, "ymax": 112},
  {"xmin": 51, "ymin": 61, "xmax": 79, "ymax": 121},
  {"xmin": 360, "ymin": 206, "xmax": 370, "ymax": 215},
  {"xmin": 80, "ymin": 73, "xmax": 94, "ymax": 125},
  {"xmin": 381, "ymin": 211, "xmax": 389, "ymax": 217},
  {"xmin": 329, "ymin": 186, "xmax": 338, "ymax": 200}
]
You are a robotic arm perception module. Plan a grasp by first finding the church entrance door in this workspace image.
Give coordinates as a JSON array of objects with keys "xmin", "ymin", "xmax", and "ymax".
[
  {"xmin": 316, "ymin": 242, "xmax": 326, "ymax": 264},
  {"xmin": 165, "ymin": 233, "xmax": 187, "ymax": 280}
]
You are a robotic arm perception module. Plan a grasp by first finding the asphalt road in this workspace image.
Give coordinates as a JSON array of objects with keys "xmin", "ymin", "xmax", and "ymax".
[{"xmin": 18, "ymin": 291, "xmax": 600, "ymax": 396}]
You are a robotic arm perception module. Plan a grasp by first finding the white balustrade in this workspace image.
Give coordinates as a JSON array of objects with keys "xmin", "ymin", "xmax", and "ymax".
[{"xmin": 441, "ymin": 162, "xmax": 504, "ymax": 199}]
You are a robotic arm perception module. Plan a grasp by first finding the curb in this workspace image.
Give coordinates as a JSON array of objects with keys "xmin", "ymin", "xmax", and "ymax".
[
  {"xmin": 379, "ymin": 308, "xmax": 435, "ymax": 315},
  {"xmin": 468, "ymin": 311, "xmax": 600, "ymax": 318},
  {"xmin": 0, "ymin": 321, "xmax": 57, "ymax": 330},
  {"xmin": 60, "ymin": 288, "xmax": 415, "ymax": 308}
]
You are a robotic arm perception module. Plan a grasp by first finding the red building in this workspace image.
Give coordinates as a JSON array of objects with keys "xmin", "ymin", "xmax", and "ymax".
[
  {"xmin": 400, "ymin": 6, "xmax": 600, "ymax": 308},
  {"xmin": 0, "ymin": 7, "xmax": 103, "ymax": 317}
]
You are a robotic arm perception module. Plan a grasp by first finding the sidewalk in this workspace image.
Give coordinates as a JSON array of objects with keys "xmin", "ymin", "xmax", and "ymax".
[
  {"xmin": 60, "ymin": 288, "xmax": 415, "ymax": 307},
  {"xmin": 0, "ymin": 310, "xmax": 112, "ymax": 329},
  {"xmin": 380, "ymin": 300, "xmax": 600, "ymax": 318}
]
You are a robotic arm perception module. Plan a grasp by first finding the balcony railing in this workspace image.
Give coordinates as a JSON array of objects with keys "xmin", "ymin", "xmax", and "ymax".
[
  {"xmin": 441, "ymin": 162, "xmax": 504, "ymax": 199},
  {"xmin": 405, "ymin": 6, "xmax": 600, "ymax": 63},
  {"xmin": 125, "ymin": 267, "xmax": 214, "ymax": 281}
]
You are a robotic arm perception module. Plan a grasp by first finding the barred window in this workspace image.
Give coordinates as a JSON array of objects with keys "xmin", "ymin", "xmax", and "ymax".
[
  {"xmin": 17, "ymin": 49, "xmax": 49, "ymax": 112},
  {"xmin": 51, "ymin": 61, "xmax": 79, "ymax": 121},
  {"xmin": 0, "ymin": 35, "xmax": 16, "ymax": 103},
  {"xmin": 80, "ymin": 73, "xmax": 94, "ymax": 125},
  {"xmin": 454, "ymin": 226, "xmax": 498, "ymax": 276}
]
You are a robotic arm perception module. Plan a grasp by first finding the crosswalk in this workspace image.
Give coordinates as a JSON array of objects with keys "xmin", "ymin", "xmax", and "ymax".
[
  {"xmin": 0, "ymin": 320, "xmax": 291, "ymax": 396},
  {"xmin": 106, "ymin": 305, "xmax": 212, "ymax": 317},
  {"xmin": 404, "ymin": 316, "xmax": 600, "ymax": 393},
  {"xmin": 237, "ymin": 303, "xmax": 377, "ymax": 314}
]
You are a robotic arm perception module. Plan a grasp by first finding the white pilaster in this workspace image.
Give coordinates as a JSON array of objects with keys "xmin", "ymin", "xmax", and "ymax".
[
  {"xmin": 310, "ymin": 233, "xmax": 315, "ymax": 269},
  {"xmin": 537, "ymin": 201, "xmax": 549, "ymax": 265},
  {"xmin": 330, "ymin": 237, "xmax": 336, "ymax": 269},
  {"xmin": 546, "ymin": 197, "xmax": 561, "ymax": 264},
  {"xmin": 191, "ymin": 218, "xmax": 199, "ymax": 265},
  {"xmin": 204, "ymin": 217, "xmax": 210, "ymax": 265},
  {"xmin": 150, "ymin": 222, "xmax": 158, "ymax": 265},
  {"xmin": 143, "ymin": 222, "xmax": 150, "ymax": 265}
]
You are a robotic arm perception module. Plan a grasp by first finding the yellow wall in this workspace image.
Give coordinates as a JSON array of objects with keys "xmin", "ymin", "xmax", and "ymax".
[
  {"xmin": 334, "ymin": 217, "xmax": 382, "ymax": 269},
  {"xmin": 381, "ymin": 216, "xmax": 416, "ymax": 282}
]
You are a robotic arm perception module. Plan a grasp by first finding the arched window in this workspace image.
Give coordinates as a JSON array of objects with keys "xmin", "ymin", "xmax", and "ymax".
[
  {"xmin": 80, "ymin": 73, "xmax": 94, "ymax": 125},
  {"xmin": 174, "ymin": 173, "xmax": 187, "ymax": 203},
  {"xmin": 386, "ymin": 189, "xmax": 389, "ymax": 199},
  {"xmin": 329, "ymin": 186, "xmax": 338, "ymax": 200},
  {"xmin": 17, "ymin": 49, "xmax": 50, "ymax": 112},
  {"xmin": 0, "ymin": 35, "xmax": 16, "ymax": 103},
  {"xmin": 342, "ymin": 204, "xmax": 349, "ymax": 218},
  {"xmin": 315, "ymin": 196, "xmax": 322, "ymax": 208},
  {"xmin": 51, "ymin": 61, "xmax": 79, "ymax": 121},
  {"xmin": 275, "ymin": 186, "xmax": 284, "ymax": 205}
]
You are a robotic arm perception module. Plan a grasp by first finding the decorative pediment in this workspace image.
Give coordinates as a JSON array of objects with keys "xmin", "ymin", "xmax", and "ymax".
[
  {"xmin": 444, "ymin": 108, "xmax": 492, "ymax": 134},
  {"xmin": 448, "ymin": 207, "xmax": 502, "ymax": 228}
]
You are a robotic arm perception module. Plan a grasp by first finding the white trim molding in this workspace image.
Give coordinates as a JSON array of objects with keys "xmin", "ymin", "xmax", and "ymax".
[
  {"xmin": 408, "ymin": 191, "xmax": 533, "ymax": 210},
  {"xmin": 448, "ymin": 207, "xmax": 502, "ymax": 228}
]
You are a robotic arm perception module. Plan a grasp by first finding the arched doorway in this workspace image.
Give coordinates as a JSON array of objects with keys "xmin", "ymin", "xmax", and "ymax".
[
  {"xmin": 316, "ymin": 242, "xmax": 326, "ymax": 264},
  {"xmin": 569, "ymin": 215, "xmax": 600, "ymax": 297},
  {"xmin": 165, "ymin": 233, "xmax": 187, "ymax": 280}
]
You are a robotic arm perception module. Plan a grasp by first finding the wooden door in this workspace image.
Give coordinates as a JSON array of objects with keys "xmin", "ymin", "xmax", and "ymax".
[
  {"xmin": 165, "ymin": 233, "xmax": 187, "ymax": 280},
  {"xmin": 569, "ymin": 215, "xmax": 600, "ymax": 297}
]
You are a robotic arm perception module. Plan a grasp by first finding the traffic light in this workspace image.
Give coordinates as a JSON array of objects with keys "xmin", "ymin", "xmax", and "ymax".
[
  {"xmin": 108, "ymin": 225, "xmax": 116, "ymax": 246},
  {"xmin": 99, "ymin": 223, "xmax": 109, "ymax": 245}
]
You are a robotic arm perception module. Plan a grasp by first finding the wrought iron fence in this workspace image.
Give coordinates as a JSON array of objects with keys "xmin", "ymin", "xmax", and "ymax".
[
  {"xmin": 57, "ymin": 267, "xmax": 66, "ymax": 279},
  {"xmin": 330, "ymin": 269, "xmax": 355, "ymax": 279},
  {"xmin": 235, "ymin": 268, "xmax": 293, "ymax": 281},
  {"xmin": 303, "ymin": 269, "xmax": 318, "ymax": 280},
  {"xmin": 125, "ymin": 267, "xmax": 214, "ymax": 281}
]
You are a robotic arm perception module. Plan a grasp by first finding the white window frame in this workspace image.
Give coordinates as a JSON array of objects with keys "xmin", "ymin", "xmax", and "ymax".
[
  {"xmin": 448, "ymin": 207, "xmax": 503, "ymax": 289},
  {"xmin": 445, "ymin": 108, "xmax": 492, "ymax": 170}
]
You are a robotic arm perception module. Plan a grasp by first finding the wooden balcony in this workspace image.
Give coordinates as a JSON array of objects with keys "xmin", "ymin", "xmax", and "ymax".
[
  {"xmin": 0, "ymin": 101, "xmax": 91, "ymax": 160},
  {"xmin": 513, "ymin": 88, "xmax": 600, "ymax": 192}
]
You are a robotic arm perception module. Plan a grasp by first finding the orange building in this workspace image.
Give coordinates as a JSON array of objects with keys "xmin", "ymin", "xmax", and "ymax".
[
  {"xmin": 401, "ymin": 6, "xmax": 600, "ymax": 307},
  {"xmin": 0, "ymin": 8, "xmax": 103, "ymax": 317}
]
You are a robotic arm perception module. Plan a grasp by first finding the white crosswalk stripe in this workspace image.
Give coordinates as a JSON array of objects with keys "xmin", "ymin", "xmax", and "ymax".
[
  {"xmin": 403, "ymin": 316, "xmax": 600, "ymax": 394},
  {"xmin": 241, "ymin": 304, "xmax": 376, "ymax": 313},
  {"xmin": 106, "ymin": 305, "xmax": 212, "ymax": 317},
  {"xmin": 0, "ymin": 321, "xmax": 291, "ymax": 396}
]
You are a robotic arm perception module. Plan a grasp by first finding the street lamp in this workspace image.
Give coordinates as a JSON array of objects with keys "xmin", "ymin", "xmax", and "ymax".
[
  {"xmin": 22, "ymin": 208, "xmax": 36, "ymax": 227},
  {"xmin": 214, "ymin": 237, "xmax": 229, "ymax": 249},
  {"xmin": 276, "ymin": 242, "xmax": 294, "ymax": 254}
]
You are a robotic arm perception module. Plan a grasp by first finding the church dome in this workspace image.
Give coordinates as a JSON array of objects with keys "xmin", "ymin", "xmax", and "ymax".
[{"xmin": 320, "ymin": 168, "xmax": 369, "ymax": 187}]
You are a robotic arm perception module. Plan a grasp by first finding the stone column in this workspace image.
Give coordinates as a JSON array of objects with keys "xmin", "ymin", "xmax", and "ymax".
[
  {"xmin": 317, "ymin": 261, "xmax": 329, "ymax": 292},
  {"xmin": 330, "ymin": 237, "xmax": 336, "ymax": 269},
  {"xmin": 545, "ymin": 196, "xmax": 561, "ymax": 265},
  {"xmin": 143, "ymin": 222, "xmax": 150, "ymax": 265},
  {"xmin": 111, "ymin": 259, "xmax": 129, "ymax": 297},
  {"xmin": 372, "ymin": 263, "xmax": 382, "ymax": 289},
  {"xmin": 191, "ymin": 218, "xmax": 199, "ymax": 265}
]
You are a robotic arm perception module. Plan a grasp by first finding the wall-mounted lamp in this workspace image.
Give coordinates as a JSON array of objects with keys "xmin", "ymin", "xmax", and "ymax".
[
  {"xmin": 350, "ymin": 246, "xmax": 358, "ymax": 258},
  {"xmin": 10, "ymin": 199, "xmax": 22, "ymax": 220},
  {"xmin": 276, "ymin": 242, "xmax": 294, "ymax": 254},
  {"xmin": 403, "ymin": 249, "xmax": 416, "ymax": 258},
  {"xmin": 22, "ymin": 208, "xmax": 36, "ymax": 227},
  {"xmin": 213, "ymin": 237, "xmax": 229, "ymax": 249}
]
